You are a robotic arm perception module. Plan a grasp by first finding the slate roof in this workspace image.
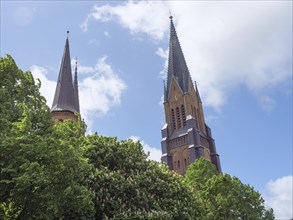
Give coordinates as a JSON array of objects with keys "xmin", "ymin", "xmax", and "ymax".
[
  {"xmin": 165, "ymin": 16, "xmax": 192, "ymax": 101},
  {"xmin": 169, "ymin": 126, "xmax": 189, "ymax": 140},
  {"xmin": 51, "ymin": 33, "xmax": 78, "ymax": 113},
  {"xmin": 194, "ymin": 81, "xmax": 202, "ymax": 103}
]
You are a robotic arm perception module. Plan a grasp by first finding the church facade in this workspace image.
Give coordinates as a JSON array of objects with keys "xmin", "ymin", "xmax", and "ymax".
[
  {"xmin": 51, "ymin": 31, "xmax": 80, "ymax": 122},
  {"xmin": 161, "ymin": 17, "xmax": 221, "ymax": 174}
]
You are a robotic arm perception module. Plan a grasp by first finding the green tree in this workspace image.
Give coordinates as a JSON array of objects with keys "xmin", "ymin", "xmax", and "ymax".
[
  {"xmin": 183, "ymin": 157, "xmax": 217, "ymax": 191},
  {"xmin": 83, "ymin": 135, "xmax": 196, "ymax": 219},
  {"xmin": 184, "ymin": 158, "xmax": 274, "ymax": 220},
  {"xmin": 0, "ymin": 55, "xmax": 196, "ymax": 219},
  {"xmin": 0, "ymin": 55, "xmax": 94, "ymax": 219},
  {"xmin": 0, "ymin": 55, "xmax": 274, "ymax": 220}
]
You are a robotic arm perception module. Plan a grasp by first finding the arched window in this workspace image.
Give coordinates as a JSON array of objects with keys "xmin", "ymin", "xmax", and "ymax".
[
  {"xmin": 171, "ymin": 109, "xmax": 176, "ymax": 130},
  {"xmin": 176, "ymin": 107, "xmax": 181, "ymax": 129},
  {"xmin": 181, "ymin": 105, "xmax": 186, "ymax": 126},
  {"xmin": 184, "ymin": 158, "xmax": 187, "ymax": 167},
  {"xmin": 178, "ymin": 160, "xmax": 180, "ymax": 168}
]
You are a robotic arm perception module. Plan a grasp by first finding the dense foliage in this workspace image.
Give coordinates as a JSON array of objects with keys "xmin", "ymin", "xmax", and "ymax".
[
  {"xmin": 184, "ymin": 158, "xmax": 274, "ymax": 220},
  {"xmin": 0, "ymin": 55, "xmax": 94, "ymax": 219},
  {"xmin": 0, "ymin": 55, "xmax": 274, "ymax": 219}
]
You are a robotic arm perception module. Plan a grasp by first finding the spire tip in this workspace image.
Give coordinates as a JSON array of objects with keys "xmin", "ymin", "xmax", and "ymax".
[{"xmin": 169, "ymin": 10, "xmax": 173, "ymax": 20}]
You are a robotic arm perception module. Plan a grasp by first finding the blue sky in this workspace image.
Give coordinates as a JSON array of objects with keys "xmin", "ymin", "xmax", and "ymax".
[{"xmin": 1, "ymin": 1, "xmax": 292, "ymax": 218}]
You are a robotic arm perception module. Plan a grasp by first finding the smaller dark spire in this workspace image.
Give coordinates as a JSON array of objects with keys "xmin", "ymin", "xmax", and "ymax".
[
  {"xmin": 194, "ymin": 81, "xmax": 202, "ymax": 103},
  {"xmin": 74, "ymin": 57, "xmax": 80, "ymax": 113},
  {"xmin": 163, "ymin": 80, "xmax": 167, "ymax": 101},
  {"xmin": 67, "ymin": 30, "xmax": 69, "ymax": 38}
]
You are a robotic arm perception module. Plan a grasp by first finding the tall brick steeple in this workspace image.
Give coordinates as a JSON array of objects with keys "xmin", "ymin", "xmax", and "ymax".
[{"xmin": 161, "ymin": 17, "xmax": 221, "ymax": 174}]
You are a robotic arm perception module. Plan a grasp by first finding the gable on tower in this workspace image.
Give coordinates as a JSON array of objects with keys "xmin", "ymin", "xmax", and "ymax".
[{"xmin": 161, "ymin": 17, "xmax": 221, "ymax": 174}]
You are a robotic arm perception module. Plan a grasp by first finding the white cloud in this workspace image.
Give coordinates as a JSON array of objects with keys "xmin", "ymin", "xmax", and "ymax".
[
  {"xmin": 129, "ymin": 136, "xmax": 161, "ymax": 162},
  {"xmin": 81, "ymin": 1, "xmax": 169, "ymax": 41},
  {"xmin": 87, "ymin": 38, "xmax": 98, "ymax": 45},
  {"xmin": 30, "ymin": 65, "xmax": 56, "ymax": 107},
  {"xmin": 263, "ymin": 176, "xmax": 293, "ymax": 219},
  {"xmin": 31, "ymin": 56, "xmax": 126, "ymax": 131},
  {"xmin": 156, "ymin": 47, "xmax": 168, "ymax": 79},
  {"xmin": 259, "ymin": 95, "xmax": 276, "ymax": 114},
  {"xmin": 12, "ymin": 6, "xmax": 35, "ymax": 27},
  {"xmin": 104, "ymin": 31, "xmax": 110, "ymax": 38},
  {"xmin": 158, "ymin": 95, "xmax": 164, "ymax": 108},
  {"xmin": 82, "ymin": 1, "xmax": 292, "ymax": 111},
  {"xmin": 79, "ymin": 56, "xmax": 127, "ymax": 122}
]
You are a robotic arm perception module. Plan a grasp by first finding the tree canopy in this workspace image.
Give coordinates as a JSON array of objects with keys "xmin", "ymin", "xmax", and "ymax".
[
  {"xmin": 0, "ymin": 55, "xmax": 274, "ymax": 219},
  {"xmin": 0, "ymin": 55, "xmax": 94, "ymax": 219},
  {"xmin": 184, "ymin": 158, "xmax": 274, "ymax": 220}
]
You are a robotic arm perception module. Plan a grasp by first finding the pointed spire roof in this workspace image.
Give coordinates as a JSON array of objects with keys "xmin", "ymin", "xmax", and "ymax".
[
  {"xmin": 51, "ymin": 31, "xmax": 77, "ymax": 113},
  {"xmin": 163, "ymin": 80, "xmax": 167, "ymax": 99},
  {"xmin": 165, "ymin": 16, "xmax": 192, "ymax": 100},
  {"xmin": 73, "ymin": 59, "xmax": 80, "ymax": 113},
  {"xmin": 194, "ymin": 81, "xmax": 202, "ymax": 103}
]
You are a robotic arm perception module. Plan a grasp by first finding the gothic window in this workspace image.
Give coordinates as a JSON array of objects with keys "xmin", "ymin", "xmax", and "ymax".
[
  {"xmin": 176, "ymin": 107, "xmax": 181, "ymax": 129},
  {"xmin": 181, "ymin": 105, "xmax": 186, "ymax": 126},
  {"xmin": 178, "ymin": 160, "xmax": 180, "ymax": 168},
  {"xmin": 171, "ymin": 109, "xmax": 176, "ymax": 130},
  {"xmin": 184, "ymin": 158, "xmax": 187, "ymax": 167}
]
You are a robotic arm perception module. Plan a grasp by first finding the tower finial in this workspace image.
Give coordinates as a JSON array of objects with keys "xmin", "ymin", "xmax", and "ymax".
[
  {"xmin": 169, "ymin": 10, "xmax": 173, "ymax": 20},
  {"xmin": 67, "ymin": 30, "xmax": 69, "ymax": 38}
]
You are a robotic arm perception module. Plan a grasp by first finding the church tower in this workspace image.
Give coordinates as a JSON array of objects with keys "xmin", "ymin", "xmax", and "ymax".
[
  {"xmin": 51, "ymin": 31, "xmax": 80, "ymax": 121},
  {"xmin": 161, "ymin": 17, "xmax": 221, "ymax": 174}
]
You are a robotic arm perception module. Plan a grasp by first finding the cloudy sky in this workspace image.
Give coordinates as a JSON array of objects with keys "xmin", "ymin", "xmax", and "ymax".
[{"xmin": 1, "ymin": 1, "xmax": 292, "ymax": 218}]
